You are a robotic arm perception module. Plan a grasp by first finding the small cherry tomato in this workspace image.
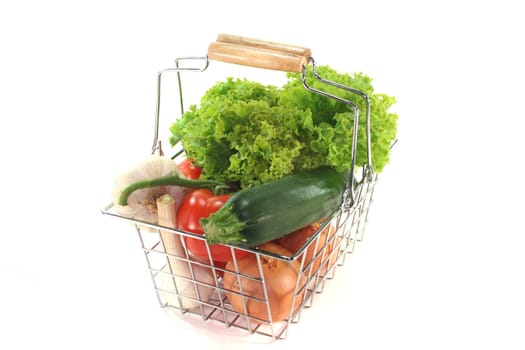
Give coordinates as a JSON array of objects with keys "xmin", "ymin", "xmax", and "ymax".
[{"xmin": 177, "ymin": 158, "xmax": 202, "ymax": 180}]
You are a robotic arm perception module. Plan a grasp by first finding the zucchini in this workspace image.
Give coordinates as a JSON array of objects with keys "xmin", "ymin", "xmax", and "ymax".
[{"xmin": 201, "ymin": 167, "xmax": 346, "ymax": 247}]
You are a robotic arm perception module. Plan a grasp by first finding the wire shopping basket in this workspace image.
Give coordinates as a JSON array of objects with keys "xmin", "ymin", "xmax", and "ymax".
[{"xmin": 102, "ymin": 34, "xmax": 380, "ymax": 341}]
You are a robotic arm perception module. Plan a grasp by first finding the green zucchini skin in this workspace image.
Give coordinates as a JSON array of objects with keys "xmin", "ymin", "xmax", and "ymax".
[{"xmin": 202, "ymin": 167, "xmax": 346, "ymax": 247}]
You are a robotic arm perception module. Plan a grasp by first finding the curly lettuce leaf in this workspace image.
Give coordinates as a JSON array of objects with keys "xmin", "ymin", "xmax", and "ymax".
[
  {"xmin": 283, "ymin": 66, "xmax": 397, "ymax": 172},
  {"xmin": 170, "ymin": 67, "xmax": 397, "ymax": 188},
  {"xmin": 170, "ymin": 91, "xmax": 314, "ymax": 188}
]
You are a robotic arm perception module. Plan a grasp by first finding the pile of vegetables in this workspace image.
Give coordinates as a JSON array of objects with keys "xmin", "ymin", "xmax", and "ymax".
[
  {"xmin": 111, "ymin": 65, "xmax": 397, "ymax": 323},
  {"xmin": 112, "ymin": 156, "xmax": 338, "ymax": 322}
]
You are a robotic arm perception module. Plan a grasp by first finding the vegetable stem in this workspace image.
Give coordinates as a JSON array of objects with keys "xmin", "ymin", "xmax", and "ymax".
[
  {"xmin": 118, "ymin": 172, "xmax": 227, "ymax": 206},
  {"xmin": 200, "ymin": 204, "xmax": 247, "ymax": 245}
]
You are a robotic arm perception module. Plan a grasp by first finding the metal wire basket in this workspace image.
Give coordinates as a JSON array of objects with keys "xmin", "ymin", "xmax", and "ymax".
[{"xmin": 102, "ymin": 34, "xmax": 379, "ymax": 341}]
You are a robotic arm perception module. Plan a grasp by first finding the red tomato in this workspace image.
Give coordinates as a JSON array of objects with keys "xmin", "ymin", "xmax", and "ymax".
[
  {"xmin": 177, "ymin": 158, "xmax": 202, "ymax": 180},
  {"xmin": 177, "ymin": 189, "xmax": 249, "ymax": 263}
]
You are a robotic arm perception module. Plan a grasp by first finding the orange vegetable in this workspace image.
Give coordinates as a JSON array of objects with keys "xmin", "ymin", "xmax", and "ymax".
[
  {"xmin": 279, "ymin": 220, "xmax": 338, "ymax": 277},
  {"xmin": 222, "ymin": 242, "xmax": 305, "ymax": 323}
]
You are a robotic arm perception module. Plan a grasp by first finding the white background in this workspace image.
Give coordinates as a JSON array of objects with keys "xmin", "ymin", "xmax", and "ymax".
[{"xmin": 1, "ymin": 0, "xmax": 524, "ymax": 349}]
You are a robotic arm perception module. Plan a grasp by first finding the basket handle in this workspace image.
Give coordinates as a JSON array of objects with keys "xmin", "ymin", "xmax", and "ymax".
[
  {"xmin": 208, "ymin": 34, "xmax": 311, "ymax": 73},
  {"xmin": 216, "ymin": 34, "xmax": 312, "ymax": 58}
]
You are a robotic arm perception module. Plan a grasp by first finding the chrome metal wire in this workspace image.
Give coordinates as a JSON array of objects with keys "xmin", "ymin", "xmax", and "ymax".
[{"xmin": 151, "ymin": 56, "xmax": 208, "ymax": 154}]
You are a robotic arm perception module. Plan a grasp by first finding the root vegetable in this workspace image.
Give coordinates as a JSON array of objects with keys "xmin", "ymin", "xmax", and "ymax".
[
  {"xmin": 156, "ymin": 194, "xmax": 216, "ymax": 309},
  {"xmin": 111, "ymin": 155, "xmax": 186, "ymax": 229},
  {"xmin": 222, "ymin": 242, "xmax": 305, "ymax": 323},
  {"xmin": 278, "ymin": 221, "xmax": 338, "ymax": 277}
]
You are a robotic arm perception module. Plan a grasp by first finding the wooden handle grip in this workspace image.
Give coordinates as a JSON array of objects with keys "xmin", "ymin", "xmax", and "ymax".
[
  {"xmin": 216, "ymin": 34, "xmax": 312, "ymax": 60},
  {"xmin": 208, "ymin": 35, "xmax": 311, "ymax": 73}
]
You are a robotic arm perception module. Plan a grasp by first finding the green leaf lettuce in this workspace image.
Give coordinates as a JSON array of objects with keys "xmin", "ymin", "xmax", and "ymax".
[{"xmin": 170, "ymin": 67, "xmax": 397, "ymax": 189}]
